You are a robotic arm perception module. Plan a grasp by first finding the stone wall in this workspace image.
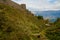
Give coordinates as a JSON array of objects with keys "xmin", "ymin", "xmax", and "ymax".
[
  {"xmin": 20, "ymin": 4, "xmax": 26, "ymax": 9},
  {"xmin": 0, "ymin": 0, "xmax": 26, "ymax": 10}
]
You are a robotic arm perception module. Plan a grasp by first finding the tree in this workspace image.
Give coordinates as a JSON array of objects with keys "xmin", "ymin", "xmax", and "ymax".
[{"xmin": 37, "ymin": 16, "xmax": 43, "ymax": 19}]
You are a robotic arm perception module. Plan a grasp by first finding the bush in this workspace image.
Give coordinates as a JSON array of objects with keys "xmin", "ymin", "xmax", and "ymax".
[{"xmin": 37, "ymin": 16, "xmax": 43, "ymax": 19}]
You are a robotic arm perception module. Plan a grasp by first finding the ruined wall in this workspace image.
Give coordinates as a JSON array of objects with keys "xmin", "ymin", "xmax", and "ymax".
[
  {"xmin": 0, "ymin": 0, "xmax": 26, "ymax": 10},
  {"xmin": 20, "ymin": 4, "xmax": 26, "ymax": 9}
]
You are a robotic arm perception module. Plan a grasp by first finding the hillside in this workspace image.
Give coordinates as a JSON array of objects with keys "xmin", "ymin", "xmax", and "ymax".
[{"xmin": 0, "ymin": 0, "xmax": 60, "ymax": 40}]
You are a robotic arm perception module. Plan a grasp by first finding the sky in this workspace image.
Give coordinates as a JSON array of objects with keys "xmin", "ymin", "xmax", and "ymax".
[{"xmin": 12, "ymin": 0, "xmax": 60, "ymax": 11}]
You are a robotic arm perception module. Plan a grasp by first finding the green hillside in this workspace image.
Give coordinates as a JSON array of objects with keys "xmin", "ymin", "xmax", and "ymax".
[
  {"xmin": 0, "ymin": 0, "xmax": 60, "ymax": 40},
  {"xmin": 0, "ymin": 3, "xmax": 46, "ymax": 40},
  {"xmin": 45, "ymin": 18, "xmax": 60, "ymax": 40}
]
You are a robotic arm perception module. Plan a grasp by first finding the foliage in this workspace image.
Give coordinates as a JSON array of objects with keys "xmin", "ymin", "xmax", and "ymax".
[{"xmin": 37, "ymin": 16, "xmax": 43, "ymax": 19}]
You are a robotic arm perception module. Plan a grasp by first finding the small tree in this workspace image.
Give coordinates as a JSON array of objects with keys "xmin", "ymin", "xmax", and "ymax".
[{"xmin": 37, "ymin": 16, "xmax": 43, "ymax": 19}]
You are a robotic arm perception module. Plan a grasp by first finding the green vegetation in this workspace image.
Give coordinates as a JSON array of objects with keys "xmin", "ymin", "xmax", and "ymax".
[
  {"xmin": 0, "ymin": 1, "xmax": 60, "ymax": 40},
  {"xmin": 37, "ymin": 16, "xmax": 43, "ymax": 19},
  {"xmin": 0, "ymin": 3, "xmax": 46, "ymax": 40},
  {"xmin": 45, "ymin": 18, "xmax": 60, "ymax": 40}
]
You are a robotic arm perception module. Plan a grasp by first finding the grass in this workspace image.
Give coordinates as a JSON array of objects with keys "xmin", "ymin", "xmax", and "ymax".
[{"xmin": 0, "ymin": 3, "xmax": 60, "ymax": 40}]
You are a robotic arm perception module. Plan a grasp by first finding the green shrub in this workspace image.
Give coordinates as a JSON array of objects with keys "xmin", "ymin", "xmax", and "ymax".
[{"xmin": 37, "ymin": 16, "xmax": 43, "ymax": 19}]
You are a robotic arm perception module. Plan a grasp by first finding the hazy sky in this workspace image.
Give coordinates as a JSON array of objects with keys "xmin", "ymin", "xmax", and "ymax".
[{"xmin": 12, "ymin": 0, "xmax": 60, "ymax": 11}]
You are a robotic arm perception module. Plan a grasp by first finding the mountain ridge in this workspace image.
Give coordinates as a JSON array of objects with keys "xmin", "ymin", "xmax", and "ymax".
[{"xmin": 34, "ymin": 10, "xmax": 60, "ymax": 19}]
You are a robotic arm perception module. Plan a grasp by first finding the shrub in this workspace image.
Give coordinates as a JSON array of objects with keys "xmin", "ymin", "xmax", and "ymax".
[{"xmin": 37, "ymin": 16, "xmax": 43, "ymax": 19}]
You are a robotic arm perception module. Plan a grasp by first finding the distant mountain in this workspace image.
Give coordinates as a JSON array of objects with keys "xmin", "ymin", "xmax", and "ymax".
[
  {"xmin": 34, "ymin": 11, "xmax": 60, "ymax": 18},
  {"xmin": 33, "ymin": 10, "xmax": 60, "ymax": 22}
]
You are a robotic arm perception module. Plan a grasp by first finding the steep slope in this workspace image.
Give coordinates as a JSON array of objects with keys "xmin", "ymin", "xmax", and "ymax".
[
  {"xmin": 0, "ymin": 2, "xmax": 48, "ymax": 40},
  {"xmin": 0, "ymin": 0, "xmax": 60, "ymax": 40}
]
